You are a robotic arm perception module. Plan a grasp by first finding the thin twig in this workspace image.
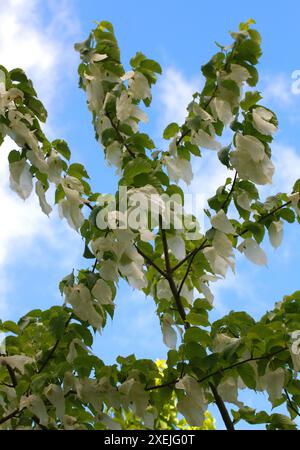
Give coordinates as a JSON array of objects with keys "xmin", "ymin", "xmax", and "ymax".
[
  {"xmin": 6, "ymin": 365, "xmax": 17, "ymax": 387},
  {"xmin": 107, "ymin": 111, "xmax": 136, "ymax": 158},
  {"xmin": 177, "ymin": 240, "xmax": 209, "ymax": 295},
  {"xmin": 284, "ymin": 388, "xmax": 300, "ymax": 418},
  {"xmin": 37, "ymin": 314, "xmax": 73, "ymax": 374},
  {"xmin": 159, "ymin": 216, "xmax": 188, "ymax": 327},
  {"xmin": 0, "ymin": 408, "xmax": 23, "ymax": 426},
  {"xmin": 146, "ymin": 347, "xmax": 286, "ymax": 392},
  {"xmin": 209, "ymin": 381, "xmax": 235, "ymax": 430},
  {"xmin": 220, "ymin": 171, "xmax": 238, "ymax": 212},
  {"xmin": 237, "ymin": 200, "xmax": 292, "ymax": 238},
  {"xmin": 172, "ymin": 199, "xmax": 293, "ymax": 275},
  {"xmin": 135, "ymin": 244, "xmax": 168, "ymax": 278}
]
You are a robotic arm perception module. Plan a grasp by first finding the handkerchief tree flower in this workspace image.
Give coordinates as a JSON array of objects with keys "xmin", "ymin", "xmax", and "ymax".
[{"xmin": 0, "ymin": 19, "xmax": 300, "ymax": 430}]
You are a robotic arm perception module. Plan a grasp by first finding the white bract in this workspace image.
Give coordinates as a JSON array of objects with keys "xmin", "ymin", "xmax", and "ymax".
[
  {"xmin": 238, "ymin": 238, "xmax": 267, "ymax": 266},
  {"xmin": 176, "ymin": 375, "xmax": 207, "ymax": 427},
  {"xmin": 35, "ymin": 181, "xmax": 52, "ymax": 216},
  {"xmin": 116, "ymin": 91, "xmax": 148, "ymax": 123},
  {"xmin": 211, "ymin": 209, "xmax": 235, "ymax": 234},
  {"xmin": 190, "ymin": 129, "xmax": 221, "ymax": 150},
  {"xmin": 230, "ymin": 133, "xmax": 275, "ymax": 185},
  {"xmin": 161, "ymin": 314, "xmax": 177, "ymax": 349},
  {"xmin": 252, "ymin": 107, "xmax": 277, "ymax": 136},
  {"xmin": 65, "ymin": 285, "xmax": 103, "ymax": 329},
  {"xmin": 268, "ymin": 220, "xmax": 284, "ymax": 249},
  {"xmin": 44, "ymin": 385, "xmax": 65, "ymax": 420},
  {"xmin": 9, "ymin": 159, "xmax": 33, "ymax": 200},
  {"xmin": 164, "ymin": 156, "xmax": 193, "ymax": 185}
]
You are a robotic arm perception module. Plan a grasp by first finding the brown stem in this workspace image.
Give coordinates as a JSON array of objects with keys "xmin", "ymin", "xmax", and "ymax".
[
  {"xmin": 237, "ymin": 200, "xmax": 292, "ymax": 237},
  {"xmin": 209, "ymin": 382, "xmax": 235, "ymax": 430},
  {"xmin": 172, "ymin": 199, "xmax": 293, "ymax": 275},
  {"xmin": 177, "ymin": 240, "xmax": 209, "ymax": 295},
  {"xmin": 220, "ymin": 171, "xmax": 238, "ymax": 212},
  {"xmin": 159, "ymin": 216, "xmax": 188, "ymax": 328},
  {"xmin": 135, "ymin": 244, "xmax": 168, "ymax": 278},
  {"xmin": 0, "ymin": 408, "xmax": 23, "ymax": 426},
  {"xmin": 37, "ymin": 314, "xmax": 73, "ymax": 374},
  {"xmin": 107, "ymin": 112, "xmax": 136, "ymax": 158},
  {"xmin": 284, "ymin": 388, "xmax": 300, "ymax": 418},
  {"xmin": 6, "ymin": 364, "xmax": 18, "ymax": 387},
  {"xmin": 146, "ymin": 348, "xmax": 286, "ymax": 392}
]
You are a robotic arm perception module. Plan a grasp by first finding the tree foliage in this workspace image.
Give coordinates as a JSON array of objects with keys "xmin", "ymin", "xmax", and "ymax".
[{"xmin": 0, "ymin": 19, "xmax": 300, "ymax": 430}]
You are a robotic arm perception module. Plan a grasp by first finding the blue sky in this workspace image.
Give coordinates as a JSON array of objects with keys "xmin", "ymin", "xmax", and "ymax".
[{"xmin": 0, "ymin": 0, "xmax": 300, "ymax": 429}]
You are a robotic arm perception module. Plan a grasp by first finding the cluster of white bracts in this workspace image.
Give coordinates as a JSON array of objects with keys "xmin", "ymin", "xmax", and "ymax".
[
  {"xmin": 80, "ymin": 52, "xmax": 151, "ymax": 172},
  {"xmin": 0, "ymin": 69, "xmax": 88, "ymax": 231}
]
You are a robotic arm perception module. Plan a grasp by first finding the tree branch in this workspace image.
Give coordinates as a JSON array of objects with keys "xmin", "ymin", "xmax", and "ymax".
[
  {"xmin": 284, "ymin": 388, "xmax": 300, "ymax": 418},
  {"xmin": 0, "ymin": 408, "xmax": 23, "ymax": 426},
  {"xmin": 238, "ymin": 200, "xmax": 292, "ymax": 238},
  {"xmin": 172, "ymin": 199, "xmax": 293, "ymax": 276},
  {"xmin": 145, "ymin": 347, "xmax": 286, "ymax": 392},
  {"xmin": 177, "ymin": 240, "xmax": 209, "ymax": 295},
  {"xmin": 107, "ymin": 112, "xmax": 136, "ymax": 158},
  {"xmin": 198, "ymin": 347, "xmax": 286, "ymax": 384},
  {"xmin": 220, "ymin": 171, "xmax": 238, "ymax": 212},
  {"xmin": 37, "ymin": 314, "xmax": 73, "ymax": 374},
  {"xmin": 159, "ymin": 216, "xmax": 188, "ymax": 328},
  {"xmin": 209, "ymin": 381, "xmax": 235, "ymax": 430},
  {"xmin": 6, "ymin": 364, "xmax": 17, "ymax": 387},
  {"xmin": 135, "ymin": 244, "xmax": 168, "ymax": 278}
]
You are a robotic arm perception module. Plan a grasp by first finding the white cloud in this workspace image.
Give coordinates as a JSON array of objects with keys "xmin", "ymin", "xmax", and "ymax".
[
  {"xmin": 272, "ymin": 142, "xmax": 300, "ymax": 192},
  {"xmin": 0, "ymin": 0, "xmax": 80, "ymax": 108},
  {"xmin": 156, "ymin": 67, "xmax": 200, "ymax": 127},
  {"xmin": 260, "ymin": 74, "xmax": 294, "ymax": 107},
  {"xmin": 0, "ymin": 0, "xmax": 82, "ymax": 317}
]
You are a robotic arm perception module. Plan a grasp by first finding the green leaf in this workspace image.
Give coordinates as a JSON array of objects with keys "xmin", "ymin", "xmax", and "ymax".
[
  {"xmin": 163, "ymin": 123, "xmax": 179, "ymax": 140},
  {"xmin": 83, "ymin": 244, "xmax": 95, "ymax": 259},
  {"xmin": 277, "ymin": 208, "xmax": 295, "ymax": 223},
  {"xmin": 201, "ymin": 61, "xmax": 216, "ymax": 79},
  {"xmin": 27, "ymin": 97, "xmax": 47, "ymax": 122},
  {"xmin": 128, "ymin": 133, "xmax": 155, "ymax": 150},
  {"xmin": 9, "ymin": 68, "xmax": 28, "ymax": 83},
  {"xmin": 186, "ymin": 312, "xmax": 209, "ymax": 327},
  {"xmin": 236, "ymin": 39, "xmax": 262, "ymax": 65},
  {"xmin": 2, "ymin": 321, "xmax": 20, "ymax": 334},
  {"xmin": 292, "ymin": 178, "xmax": 300, "ymax": 193},
  {"xmin": 268, "ymin": 414, "xmax": 297, "ymax": 430},
  {"xmin": 184, "ymin": 141, "xmax": 201, "ymax": 157},
  {"xmin": 55, "ymin": 184, "xmax": 65, "ymax": 204},
  {"xmin": 49, "ymin": 315, "xmax": 67, "ymax": 340},
  {"xmin": 237, "ymin": 363, "xmax": 256, "ymax": 389},
  {"xmin": 240, "ymin": 91, "xmax": 262, "ymax": 111},
  {"xmin": 101, "ymin": 128, "xmax": 119, "ymax": 146},
  {"xmin": 68, "ymin": 163, "xmax": 89, "ymax": 179},
  {"xmin": 217, "ymin": 145, "xmax": 231, "ymax": 168},
  {"xmin": 122, "ymin": 157, "xmax": 152, "ymax": 183},
  {"xmin": 220, "ymin": 79, "xmax": 240, "ymax": 97},
  {"xmin": 52, "ymin": 139, "xmax": 71, "ymax": 161},
  {"xmin": 140, "ymin": 59, "xmax": 162, "ymax": 74},
  {"xmin": 184, "ymin": 327, "xmax": 211, "ymax": 346},
  {"xmin": 98, "ymin": 20, "xmax": 114, "ymax": 33},
  {"xmin": 8, "ymin": 150, "xmax": 21, "ymax": 164},
  {"xmin": 130, "ymin": 52, "xmax": 146, "ymax": 69}
]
